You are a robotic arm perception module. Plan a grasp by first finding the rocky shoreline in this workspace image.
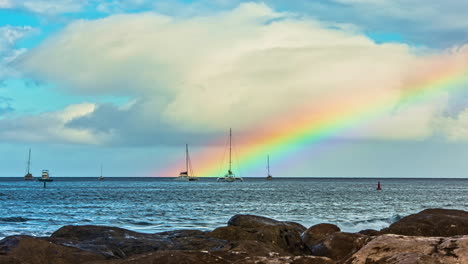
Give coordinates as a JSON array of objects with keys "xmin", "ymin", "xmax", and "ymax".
[{"xmin": 1, "ymin": 208, "xmax": 467, "ymax": 264}]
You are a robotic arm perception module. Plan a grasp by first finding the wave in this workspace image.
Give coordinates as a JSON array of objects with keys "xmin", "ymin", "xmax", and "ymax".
[
  {"xmin": 339, "ymin": 214, "xmax": 402, "ymax": 233},
  {"xmin": 0, "ymin": 217, "xmax": 32, "ymax": 222},
  {"xmin": 122, "ymin": 219, "xmax": 153, "ymax": 226}
]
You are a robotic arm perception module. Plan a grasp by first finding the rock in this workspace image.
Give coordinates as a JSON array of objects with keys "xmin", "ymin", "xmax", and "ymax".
[
  {"xmin": 0, "ymin": 235, "xmax": 106, "ymax": 264},
  {"xmin": 358, "ymin": 229, "xmax": 382, "ymax": 236},
  {"xmin": 235, "ymin": 256, "xmax": 336, "ymax": 264},
  {"xmin": 302, "ymin": 223, "xmax": 340, "ymax": 251},
  {"xmin": 50, "ymin": 225, "xmax": 228, "ymax": 258},
  {"xmin": 310, "ymin": 232, "xmax": 370, "ymax": 262},
  {"xmin": 345, "ymin": 234, "xmax": 468, "ymax": 264},
  {"xmin": 100, "ymin": 250, "xmax": 230, "ymax": 264},
  {"xmin": 381, "ymin": 208, "xmax": 468, "ymax": 237},
  {"xmin": 210, "ymin": 215, "xmax": 309, "ymax": 255}
]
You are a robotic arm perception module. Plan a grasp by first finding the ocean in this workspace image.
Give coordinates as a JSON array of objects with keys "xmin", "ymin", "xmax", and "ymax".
[{"xmin": 1, "ymin": 177, "xmax": 467, "ymax": 239}]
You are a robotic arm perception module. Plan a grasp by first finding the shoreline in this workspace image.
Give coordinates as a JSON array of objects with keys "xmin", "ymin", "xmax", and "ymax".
[{"xmin": 1, "ymin": 208, "xmax": 467, "ymax": 263}]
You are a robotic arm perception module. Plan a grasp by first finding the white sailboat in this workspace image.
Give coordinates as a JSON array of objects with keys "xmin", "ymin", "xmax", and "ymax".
[
  {"xmin": 217, "ymin": 128, "xmax": 243, "ymax": 182},
  {"xmin": 175, "ymin": 144, "xmax": 199, "ymax": 181},
  {"xmin": 266, "ymin": 155, "xmax": 272, "ymax": 181},
  {"xmin": 98, "ymin": 164, "xmax": 104, "ymax": 180},
  {"xmin": 24, "ymin": 148, "xmax": 34, "ymax": 181}
]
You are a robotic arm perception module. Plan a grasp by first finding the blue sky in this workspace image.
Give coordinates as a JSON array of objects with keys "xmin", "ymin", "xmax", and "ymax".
[{"xmin": 1, "ymin": 0, "xmax": 468, "ymax": 177}]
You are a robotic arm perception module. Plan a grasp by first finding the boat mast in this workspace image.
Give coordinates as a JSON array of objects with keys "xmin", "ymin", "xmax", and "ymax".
[
  {"xmin": 229, "ymin": 128, "xmax": 232, "ymax": 172},
  {"xmin": 186, "ymin": 144, "xmax": 189, "ymax": 176},
  {"xmin": 27, "ymin": 148, "xmax": 31, "ymax": 174},
  {"xmin": 100, "ymin": 163, "xmax": 103, "ymax": 177},
  {"xmin": 267, "ymin": 155, "xmax": 270, "ymax": 175}
]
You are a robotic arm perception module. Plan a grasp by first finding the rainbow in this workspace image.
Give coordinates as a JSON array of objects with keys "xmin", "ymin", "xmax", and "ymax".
[{"xmin": 159, "ymin": 58, "xmax": 468, "ymax": 177}]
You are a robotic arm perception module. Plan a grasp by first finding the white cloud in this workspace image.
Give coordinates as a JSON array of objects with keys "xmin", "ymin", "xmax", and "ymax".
[
  {"xmin": 9, "ymin": 3, "xmax": 468, "ymax": 145},
  {"xmin": 0, "ymin": 0, "xmax": 86, "ymax": 14},
  {"xmin": 0, "ymin": 103, "xmax": 108, "ymax": 144},
  {"xmin": 0, "ymin": 26, "xmax": 35, "ymax": 80}
]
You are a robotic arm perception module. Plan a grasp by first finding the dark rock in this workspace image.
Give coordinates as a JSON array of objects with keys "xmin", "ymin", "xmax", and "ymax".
[
  {"xmin": 358, "ymin": 229, "xmax": 382, "ymax": 236},
  {"xmin": 50, "ymin": 225, "xmax": 228, "ymax": 258},
  {"xmin": 381, "ymin": 208, "xmax": 468, "ymax": 237},
  {"xmin": 235, "ymin": 256, "xmax": 336, "ymax": 264},
  {"xmin": 210, "ymin": 214, "xmax": 309, "ymax": 255},
  {"xmin": 0, "ymin": 235, "xmax": 105, "ymax": 264},
  {"xmin": 302, "ymin": 223, "xmax": 340, "ymax": 251},
  {"xmin": 310, "ymin": 232, "xmax": 370, "ymax": 262},
  {"xmin": 101, "ymin": 250, "xmax": 230, "ymax": 264},
  {"xmin": 345, "ymin": 234, "xmax": 468, "ymax": 264}
]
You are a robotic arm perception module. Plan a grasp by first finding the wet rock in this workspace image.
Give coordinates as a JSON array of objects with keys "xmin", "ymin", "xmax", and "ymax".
[
  {"xmin": 51, "ymin": 226, "xmax": 228, "ymax": 258},
  {"xmin": 381, "ymin": 208, "xmax": 468, "ymax": 237},
  {"xmin": 100, "ymin": 250, "xmax": 230, "ymax": 264},
  {"xmin": 310, "ymin": 232, "xmax": 370, "ymax": 262},
  {"xmin": 358, "ymin": 229, "xmax": 382, "ymax": 236},
  {"xmin": 302, "ymin": 223, "xmax": 340, "ymax": 251},
  {"xmin": 0, "ymin": 235, "xmax": 105, "ymax": 264},
  {"xmin": 345, "ymin": 234, "xmax": 468, "ymax": 264},
  {"xmin": 210, "ymin": 215, "xmax": 309, "ymax": 255}
]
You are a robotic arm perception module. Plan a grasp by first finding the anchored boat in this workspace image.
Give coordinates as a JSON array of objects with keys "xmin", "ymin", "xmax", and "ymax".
[
  {"xmin": 38, "ymin": 170, "xmax": 53, "ymax": 182},
  {"xmin": 266, "ymin": 155, "xmax": 272, "ymax": 181},
  {"xmin": 24, "ymin": 148, "xmax": 34, "ymax": 181},
  {"xmin": 175, "ymin": 144, "xmax": 199, "ymax": 181},
  {"xmin": 217, "ymin": 128, "xmax": 243, "ymax": 182},
  {"xmin": 98, "ymin": 164, "xmax": 104, "ymax": 180}
]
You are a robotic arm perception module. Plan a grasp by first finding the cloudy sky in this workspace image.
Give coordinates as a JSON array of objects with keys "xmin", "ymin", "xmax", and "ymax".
[{"xmin": 1, "ymin": 0, "xmax": 468, "ymax": 177}]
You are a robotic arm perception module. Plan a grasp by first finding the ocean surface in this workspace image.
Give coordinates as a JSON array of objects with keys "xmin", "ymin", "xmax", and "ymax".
[{"xmin": 1, "ymin": 177, "xmax": 467, "ymax": 239}]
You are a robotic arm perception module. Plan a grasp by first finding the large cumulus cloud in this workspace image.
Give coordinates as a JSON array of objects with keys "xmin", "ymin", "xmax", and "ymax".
[{"xmin": 7, "ymin": 2, "xmax": 468, "ymax": 146}]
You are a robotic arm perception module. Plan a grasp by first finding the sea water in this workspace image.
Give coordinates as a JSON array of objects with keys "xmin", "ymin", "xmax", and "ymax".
[{"xmin": 1, "ymin": 177, "xmax": 467, "ymax": 239}]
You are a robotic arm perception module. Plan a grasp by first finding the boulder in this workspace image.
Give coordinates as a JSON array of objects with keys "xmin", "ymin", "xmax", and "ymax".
[
  {"xmin": 0, "ymin": 235, "xmax": 105, "ymax": 264},
  {"xmin": 381, "ymin": 208, "xmax": 468, "ymax": 237},
  {"xmin": 310, "ymin": 232, "xmax": 370, "ymax": 262},
  {"xmin": 345, "ymin": 234, "xmax": 468, "ymax": 264},
  {"xmin": 302, "ymin": 223, "xmax": 340, "ymax": 251},
  {"xmin": 358, "ymin": 229, "xmax": 382, "ymax": 236},
  {"xmin": 210, "ymin": 215, "xmax": 309, "ymax": 255},
  {"xmin": 235, "ymin": 256, "xmax": 336, "ymax": 264},
  {"xmin": 50, "ymin": 225, "xmax": 228, "ymax": 258},
  {"xmin": 100, "ymin": 250, "xmax": 230, "ymax": 264}
]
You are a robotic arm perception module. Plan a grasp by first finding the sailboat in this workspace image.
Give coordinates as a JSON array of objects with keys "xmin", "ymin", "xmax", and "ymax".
[
  {"xmin": 175, "ymin": 144, "xmax": 199, "ymax": 181},
  {"xmin": 266, "ymin": 155, "xmax": 272, "ymax": 181},
  {"xmin": 24, "ymin": 148, "xmax": 34, "ymax": 181},
  {"xmin": 217, "ymin": 128, "xmax": 243, "ymax": 182},
  {"xmin": 98, "ymin": 164, "xmax": 104, "ymax": 180}
]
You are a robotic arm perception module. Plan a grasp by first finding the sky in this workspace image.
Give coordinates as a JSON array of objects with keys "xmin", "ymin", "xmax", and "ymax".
[{"xmin": 1, "ymin": 0, "xmax": 468, "ymax": 178}]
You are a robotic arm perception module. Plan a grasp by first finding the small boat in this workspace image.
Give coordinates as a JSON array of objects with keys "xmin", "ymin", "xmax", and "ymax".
[
  {"xmin": 38, "ymin": 170, "xmax": 53, "ymax": 182},
  {"xmin": 266, "ymin": 155, "xmax": 272, "ymax": 181},
  {"xmin": 98, "ymin": 164, "xmax": 104, "ymax": 180},
  {"xmin": 174, "ymin": 144, "xmax": 199, "ymax": 181},
  {"xmin": 217, "ymin": 128, "xmax": 243, "ymax": 182},
  {"xmin": 24, "ymin": 148, "xmax": 34, "ymax": 181}
]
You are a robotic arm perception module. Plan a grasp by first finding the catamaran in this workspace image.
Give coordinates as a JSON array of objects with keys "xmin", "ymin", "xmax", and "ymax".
[
  {"xmin": 217, "ymin": 128, "xmax": 243, "ymax": 182},
  {"xmin": 266, "ymin": 155, "xmax": 272, "ymax": 181},
  {"xmin": 24, "ymin": 148, "xmax": 34, "ymax": 181},
  {"xmin": 175, "ymin": 144, "xmax": 199, "ymax": 181},
  {"xmin": 38, "ymin": 170, "xmax": 53, "ymax": 182}
]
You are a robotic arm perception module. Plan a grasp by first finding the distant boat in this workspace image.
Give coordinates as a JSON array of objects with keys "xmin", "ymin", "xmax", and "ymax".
[
  {"xmin": 266, "ymin": 155, "xmax": 272, "ymax": 181},
  {"xmin": 38, "ymin": 170, "xmax": 53, "ymax": 182},
  {"xmin": 24, "ymin": 148, "xmax": 34, "ymax": 181},
  {"xmin": 98, "ymin": 164, "xmax": 104, "ymax": 180},
  {"xmin": 174, "ymin": 144, "xmax": 199, "ymax": 181},
  {"xmin": 217, "ymin": 128, "xmax": 243, "ymax": 182}
]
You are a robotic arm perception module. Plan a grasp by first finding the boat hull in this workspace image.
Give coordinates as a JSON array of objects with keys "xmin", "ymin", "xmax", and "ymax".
[
  {"xmin": 38, "ymin": 179, "xmax": 53, "ymax": 182},
  {"xmin": 174, "ymin": 176, "xmax": 199, "ymax": 181}
]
